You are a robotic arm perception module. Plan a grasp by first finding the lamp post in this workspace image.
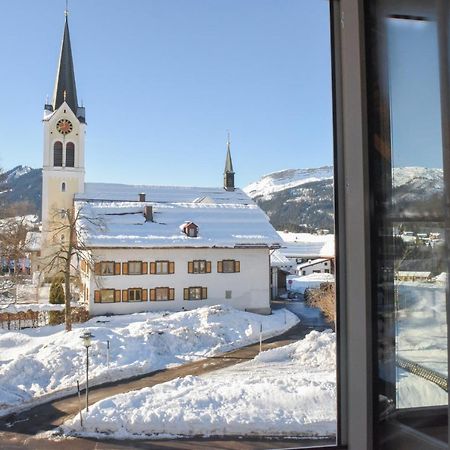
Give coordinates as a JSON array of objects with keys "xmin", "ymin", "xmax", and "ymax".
[{"xmin": 80, "ymin": 331, "xmax": 94, "ymax": 411}]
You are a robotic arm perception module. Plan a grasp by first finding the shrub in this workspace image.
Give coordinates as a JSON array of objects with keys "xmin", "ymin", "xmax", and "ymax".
[
  {"xmin": 306, "ymin": 282, "xmax": 336, "ymax": 326},
  {"xmin": 49, "ymin": 276, "xmax": 65, "ymax": 304},
  {"xmin": 49, "ymin": 275, "xmax": 65, "ymax": 325}
]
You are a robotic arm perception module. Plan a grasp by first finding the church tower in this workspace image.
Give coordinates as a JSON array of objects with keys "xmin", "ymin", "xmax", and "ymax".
[
  {"xmin": 223, "ymin": 133, "xmax": 235, "ymax": 191},
  {"xmin": 41, "ymin": 10, "xmax": 86, "ymax": 263}
]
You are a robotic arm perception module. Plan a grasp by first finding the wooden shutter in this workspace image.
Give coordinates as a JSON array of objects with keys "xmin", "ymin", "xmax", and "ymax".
[
  {"xmin": 94, "ymin": 263, "xmax": 101, "ymax": 275},
  {"xmin": 114, "ymin": 262, "xmax": 121, "ymax": 275},
  {"xmin": 142, "ymin": 289, "xmax": 148, "ymax": 301},
  {"xmin": 150, "ymin": 289, "xmax": 156, "ymax": 301},
  {"xmin": 122, "ymin": 262, "xmax": 129, "ymax": 275},
  {"xmin": 202, "ymin": 287, "xmax": 208, "ymax": 299},
  {"xmin": 149, "ymin": 262, "xmax": 156, "ymax": 274},
  {"xmin": 184, "ymin": 288, "xmax": 189, "ymax": 300},
  {"xmin": 81, "ymin": 260, "xmax": 87, "ymax": 272},
  {"xmin": 234, "ymin": 261, "xmax": 240, "ymax": 273},
  {"xmin": 206, "ymin": 261, "xmax": 211, "ymax": 273},
  {"xmin": 188, "ymin": 261, "xmax": 194, "ymax": 273},
  {"xmin": 169, "ymin": 262, "xmax": 175, "ymax": 274},
  {"xmin": 142, "ymin": 262, "xmax": 148, "ymax": 274},
  {"xmin": 122, "ymin": 290, "xmax": 128, "ymax": 302},
  {"xmin": 169, "ymin": 288, "xmax": 175, "ymax": 300},
  {"xmin": 94, "ymin": 290, "xmax": 101, "ymax": 303},
  {"xmin": 114, "ymin": 290, "xmax": 121, "ymax": 302},
  {"xmin": 217, "ymin": 261, "xmax": 223, "ymax": 273}
]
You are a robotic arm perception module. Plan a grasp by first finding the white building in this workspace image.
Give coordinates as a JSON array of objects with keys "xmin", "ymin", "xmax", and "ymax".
[
  {"xmin": 296, "ymin": 258, "xmax": 333, "ymax": 276},
  {"xmin": 38, "ymin": 13, "xmax": 280, "ymax": 315}
]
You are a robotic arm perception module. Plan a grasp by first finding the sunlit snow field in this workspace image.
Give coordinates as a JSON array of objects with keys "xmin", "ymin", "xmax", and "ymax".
[
  {"xmin": 62, "ymin": 330, "xmax": 337, "ymax": 439},
  {"xmin": 0, "ymin": 305, "xmax": 298, "ymax": 417}
]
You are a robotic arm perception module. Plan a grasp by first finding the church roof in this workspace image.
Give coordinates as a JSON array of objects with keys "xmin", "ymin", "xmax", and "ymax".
[
  {"xmin": 74, "ymin": 183, "xmax": 281, "ymax": 249},
  {"xmin": 224, "ymin": 140, "xmax": 234, "ymax": 174},
  {"xmin": 52, "ymin": 15, "xmax": 78, "ymax": 114}
]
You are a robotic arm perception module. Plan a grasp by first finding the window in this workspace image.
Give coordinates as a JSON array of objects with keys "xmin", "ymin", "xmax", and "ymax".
[
  {"xmin": 184, "ymin": 286, "xmax": 207, "ymax": 300},
  {"xmin": 94, "ymin": 289, "xmax": 120, "ymax": 303},
  {"xmin": 95, "ymin": 261, "xmax": 121, "ymax": 275},
  {"xmin": 188, "ymin": 260, "xmax": 211, "ymax": 274},
  {"xmin": 225, "ymin": 290, "xmax": 232, "ymax": 299},
  {"xmin": 149, "ymin": 287, "xmax": 175, "ymax": 301},
  {"xmin": 150, "ymin": 261, "xmax": 175, "ymax": 274},
  {"xmin": 336, "ymin": 0, "xmax": 450, "ymax": 447},
  {"xmin": 156, "ymin": 261, "xmax": 168, "ymax": 274},
  {"xmin": 101, "ymin": 262, "xmax": 114, "ymax": 275},
  {"xmin": 61, "ymin": 182, "xmax": 66, "ymax": 192},
  {"xmin": 53, "ymin": 141, "xmax": 63, "ymax": 166},
  {"xmin": 218, "ymin": 259, "xmax": 240, "ymax": 273},
  {"xmin": 66, "ymin": 142, "xmax": 75, "ymax": 167},
  {"xmin": 128, "ymin": 288, "xmax": 142, "ymax": 302},
  {"xmin": 128, "ymin": 261, "xmax": 142, "ymax": 275}
]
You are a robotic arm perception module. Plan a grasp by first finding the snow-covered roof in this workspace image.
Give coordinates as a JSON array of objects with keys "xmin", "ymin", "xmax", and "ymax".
[
  {"xmin": 277, "ymin": 232, "xmax": 335, "ymax": 259},
  {"xmin": 297, "ymin": 258, "xmax": 330, "ymax": 270},
  {"xmin": 396, "ymin": 271, "xmax": 432, "ymax": 278},
  {"xmin": 270, "ymin": 250, "xmax": 294, "ymax": 268},
  {"xmin": 75, "ymin": 183, "xmax": 281, "ymax": 249}
]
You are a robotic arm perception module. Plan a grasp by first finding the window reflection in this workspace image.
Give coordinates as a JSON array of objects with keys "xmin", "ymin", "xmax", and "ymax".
[{"xmin": 367, "ymin": 0, "xmax": 449, "ymax": 446}]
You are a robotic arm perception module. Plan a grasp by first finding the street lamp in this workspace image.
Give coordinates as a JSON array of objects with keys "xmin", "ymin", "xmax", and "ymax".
[{"xmin": 80, "ymin": 331, "xmax": 94, "ymax": 411}]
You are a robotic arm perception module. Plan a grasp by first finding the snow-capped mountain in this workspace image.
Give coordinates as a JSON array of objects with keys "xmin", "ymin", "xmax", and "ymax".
[
  {"xmin": 244, "ymin": 166, "xmax": 444, "ymax": 232},
  {"xmin": 0, "ymin": 164, "xmax": 444, "ymax": 226},
  {"xmin": 0, "ymin": 165, "xmax": 42, "ymax": 216},
  {"xmin": 244, "ymin": 167, "xmax": 334, "ymax": 200}
]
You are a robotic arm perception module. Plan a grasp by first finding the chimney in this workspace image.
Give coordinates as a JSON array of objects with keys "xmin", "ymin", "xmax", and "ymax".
[
  {"xmin": 144, "ymin": 205, "xmax": 153, "ymax": 222},
  {"xmin": 139, "ymin": 193, "xmax": 146, "ymax": 202}
]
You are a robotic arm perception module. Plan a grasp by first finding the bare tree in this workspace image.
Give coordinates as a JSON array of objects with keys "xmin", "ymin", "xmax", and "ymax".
[
  {"xmin": 0, "ymin": 203, "xmax": 36, "ymax": 302},
  {"xmin": 43, "ymin": 206, "xmax": 102, "ymax": 332}
]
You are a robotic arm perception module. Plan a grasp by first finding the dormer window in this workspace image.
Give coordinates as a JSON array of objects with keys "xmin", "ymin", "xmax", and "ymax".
[{"xmin": 181, "ymin": 222, "xmax": 199, "ymax": 238}]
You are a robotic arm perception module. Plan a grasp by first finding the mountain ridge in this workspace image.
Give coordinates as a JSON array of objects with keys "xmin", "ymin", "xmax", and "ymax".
[{"xmin": 0, "ymin": 165, "xmax": 444, "ymax": 231}]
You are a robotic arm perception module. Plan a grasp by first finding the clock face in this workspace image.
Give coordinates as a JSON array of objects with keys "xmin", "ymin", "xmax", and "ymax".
[{"xmin": 56, "ymin": 119, "xmax": 73, "ymax": 135}]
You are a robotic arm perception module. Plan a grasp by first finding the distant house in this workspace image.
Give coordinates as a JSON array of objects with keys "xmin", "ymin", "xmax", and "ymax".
[
  {"xmin": 395, "ymin": 271, "xmax": 432, "ymax": 282},
  {"xmin": 269, "ymin": 250, "xmax": 295, "ymax": 298},
  {"xmin": 296, "ymin": 258, "xmax": 333, "ymax": 276}
]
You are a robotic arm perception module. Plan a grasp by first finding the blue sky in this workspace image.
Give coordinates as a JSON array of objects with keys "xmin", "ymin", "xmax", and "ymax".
[
  {"xmin": 0, "ymin": 0, "xmax": 333, "ymax": 187},
  {"xmin": 388, "ymin": 18, "xmax": 443, "ymax": 169}
]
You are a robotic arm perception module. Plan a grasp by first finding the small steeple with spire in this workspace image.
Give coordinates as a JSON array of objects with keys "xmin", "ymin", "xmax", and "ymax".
[
  {"xmin": 46, "ymin": 6, "xmax": 84, "ymax": 121},
  {"xmin": 224, "ymin": 131, "xmax": 235, "ymax": 191}
]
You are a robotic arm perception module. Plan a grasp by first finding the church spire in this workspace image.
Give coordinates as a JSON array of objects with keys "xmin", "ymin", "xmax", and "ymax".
[
  {"xmin": 224, "ymin": 132, "xmax": 235, "ymax": 191},
  {"xmin": 51, "ymin": 11, "xmax": 78, "ymax": 115}
]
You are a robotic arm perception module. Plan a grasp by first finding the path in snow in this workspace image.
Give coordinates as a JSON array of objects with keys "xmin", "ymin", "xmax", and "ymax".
[{"xmin": 0, "ymin": 321, "xmax": 332, "ymax": 449}]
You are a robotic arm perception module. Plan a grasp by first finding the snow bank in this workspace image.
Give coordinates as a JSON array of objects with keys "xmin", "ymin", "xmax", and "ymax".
[
  {"xmin": 0, "ymin": 305, "xmax": 298, "ymax": 416},
  {"xmin": 63, "ymin": 330, "xmax": 336, "ymax": 439},
  {"xmin": 287, "ymin": 273, "xmax": 335, "ymax": 294}
]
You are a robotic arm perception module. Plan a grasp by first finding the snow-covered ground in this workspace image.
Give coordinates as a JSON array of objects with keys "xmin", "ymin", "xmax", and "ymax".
[
  {"xmin": 396, "ymin": 282, "xmax": 448, "ymax": 408},
  {"xmin": 287, "ymin": 273, "xmax": 335, "ymax": 294},
  {"xmin": 0, "ymin": 305, "xmax": 298, "ymax": 417},
  {"xmin": 63, "ymin": 330, "xmax": 336, "ymax": 440},
  {"xmin": 278, "ymin": 232, "xmax": 335, "ymax": 259}
]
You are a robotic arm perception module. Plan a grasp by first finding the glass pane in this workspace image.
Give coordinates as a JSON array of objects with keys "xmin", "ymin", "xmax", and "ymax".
[{"xmin": 366, "ymin": 0, "xmax": 449, "ymax": 446}]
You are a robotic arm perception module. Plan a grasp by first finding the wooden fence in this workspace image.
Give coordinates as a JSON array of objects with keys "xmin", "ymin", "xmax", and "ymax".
[{"xmin": 0, "ymin": 307, "xmax": 89, "ymax": 330}]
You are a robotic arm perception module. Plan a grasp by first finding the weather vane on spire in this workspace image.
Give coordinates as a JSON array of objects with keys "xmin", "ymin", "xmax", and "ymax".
[
  {"xmin": 64, "ymin": 0, "xmax": 69, "ymax": 17},
  {"xmin": 227, "ymin": 130, "xmax": 231, "ymax": 145}
]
